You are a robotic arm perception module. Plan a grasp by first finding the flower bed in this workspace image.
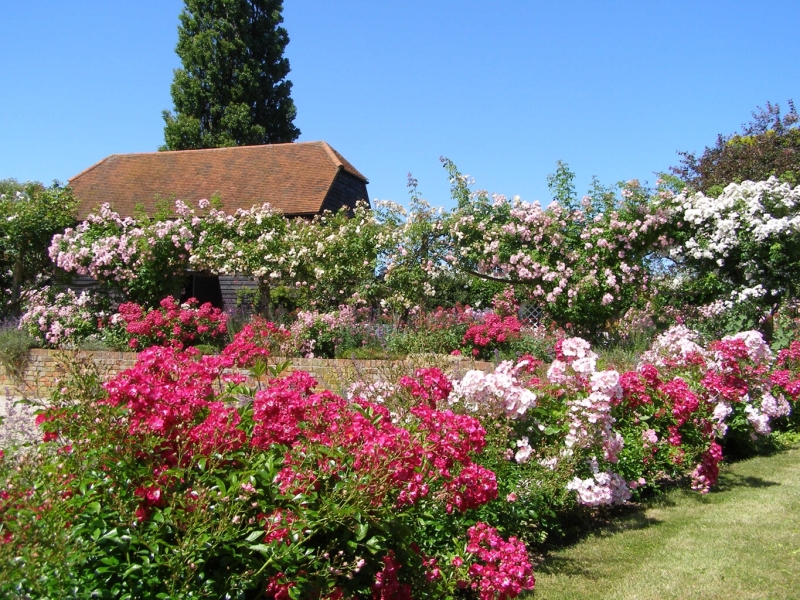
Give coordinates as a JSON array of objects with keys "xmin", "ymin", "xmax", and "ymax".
[{"xmin": 2, "ymin": 320, "xmax": 799, "ymax": 598}]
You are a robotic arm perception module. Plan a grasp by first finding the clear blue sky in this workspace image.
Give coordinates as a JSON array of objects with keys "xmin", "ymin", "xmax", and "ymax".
[{"xmin": 2, "ymin": 1, "xmax": 798, "ymax": 209}]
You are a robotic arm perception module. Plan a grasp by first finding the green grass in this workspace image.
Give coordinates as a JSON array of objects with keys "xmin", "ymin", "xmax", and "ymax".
[{"xmin": 530, "ymin": 445, "xmax": 800, "ymax": 600}]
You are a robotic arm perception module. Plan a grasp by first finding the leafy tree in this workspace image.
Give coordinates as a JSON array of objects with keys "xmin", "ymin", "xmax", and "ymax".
[
  {"xmin": 0, "ymin": 180, "xmax": 77, "ymax": 317},
  {"xmin": 672, "ymin": 100, "xmax": 800, "ymax": 196},
  {"xmin": 162, "ymin": 0, "xmax": 300, "ymax": 150}
]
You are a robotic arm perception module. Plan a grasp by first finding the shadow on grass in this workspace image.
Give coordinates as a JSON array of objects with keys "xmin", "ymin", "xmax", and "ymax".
[
  {"xmin": 534, "ymin": 455, "xmax": 788, "ymax": 580},
  {"xmin": 714, "ymin": 472, "xmax": 780, "ymax": 492},
  {"xmin": 535, "ymin": 554, "xmax": 597, "ymax": 578},
  {"xmin": 535, "ymin": 503, "xmax": 664, "ymax": 563}
]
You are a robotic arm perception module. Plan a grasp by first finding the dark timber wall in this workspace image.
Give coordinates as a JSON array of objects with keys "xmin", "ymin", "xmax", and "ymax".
[
  {"xmin": 321, "ymin": 171, "xmax": 370, "ymax": 214},
  {"xmin": 219, "ymin": 275, "xmax": 259, "ymax": 312}
]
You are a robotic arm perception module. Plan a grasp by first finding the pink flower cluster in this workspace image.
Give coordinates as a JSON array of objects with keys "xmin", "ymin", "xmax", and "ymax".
[
  {"xmin": 638, "ymin": 325, "xmax": 708, "ymax": 368},
  {"xmin": 772, "ymin": 341, "xmax": 800, "ymax": 400},
  {"xmin": 566, "ymin": 469, "xmax": 632, "ymax": 506},
  {"xmin": 690, "ymin": 441, "xmax": 724, "ymax": 493},
  {"xmin": 252, "ymin": 372, "xmax": 495, "ymax": 512},
  {"xmin": 462, "ymin": 314, "xmax": 522, "ymax": 358},
  {"xmin": 463, "ymin": 522, "xmax": 535, "ymax": 600},
  {"xmin": 449, "ymin": 359, "xmax": 537, "ymax": 419},
  {"xmin": 49, "ymin": 202, "xmax": 194, "ymax": 286},
  {"xmin": 115, "ymin": 296, "xmax": 227, "ymax": 349},
  {"xmin": 372, "ymin": 551, "xmax": 412, "ymax": 600},
  {"xmin": 222, "ymin": 317, "xmax": 289, "ymax": 368},
  {"xmin": 103, "ymin": 345, "xmax": 229, "ymax": 443},
  {"xmin": 20, "ymin": 287, "xmax": 106, "ymax": 347},
  {"xmin": 398, "ymin": 367, "xmax": 453, "ymax": 408}
]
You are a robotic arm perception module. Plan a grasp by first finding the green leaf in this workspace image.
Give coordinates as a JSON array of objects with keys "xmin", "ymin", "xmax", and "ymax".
[
  {"xmin": 355, "ymin": 522, "xmax": 369, "ymax": 541},
  {"xmin": 245, "ymin": 530, "xmax": 264, "ymax": 543},
  {"xmin": 123, "ymin": 564, "xmax": 142, "ymax": 578}
]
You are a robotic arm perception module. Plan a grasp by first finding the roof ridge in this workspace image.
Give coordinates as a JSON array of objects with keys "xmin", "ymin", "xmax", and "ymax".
[
  {"xmin": 319, "ymin": 141, "xmax": 344, "ymax": 172},
  {"xmin": 323, "ymin": 143, "xmax": 369, "ymax": 183},
  {"xmin": 75, "ymin": 141, "xmax": 332, "ymax": 161},
  {"xmin": 68, "ymin": 154, "xmax": 118, "ymax": 184}
]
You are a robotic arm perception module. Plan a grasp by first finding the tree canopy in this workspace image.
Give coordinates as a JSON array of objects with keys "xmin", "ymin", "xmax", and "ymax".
[
  {"xmin": 671, "ymin": 100, "xmax": 799, "ymax": 196},
  {"xmin": 162, "ymin": 0, "xmax": 300, "ymax": 150},
  {"xmin": 0, "ymin": 180, "xmax": 77, "ymax": 317}
]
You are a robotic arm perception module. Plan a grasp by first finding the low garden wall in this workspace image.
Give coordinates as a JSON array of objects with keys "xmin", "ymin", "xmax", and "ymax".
[{"xmin": 0, "ymin": 349, "xmax": 494, "ymax": 398}]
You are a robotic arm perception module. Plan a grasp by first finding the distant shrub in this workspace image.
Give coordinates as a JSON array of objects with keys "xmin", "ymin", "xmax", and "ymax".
[{"xmin": 0, "ymin": 321, "xmax": 34, "ymax": 381}]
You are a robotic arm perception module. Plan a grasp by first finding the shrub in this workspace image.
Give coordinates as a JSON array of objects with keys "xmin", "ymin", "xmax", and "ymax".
[
  {"xmin": 111, "ymin": 296, "xmax": 228, "ymax": 350},
  {"xmin": 19, "ymin": 287, "xmax": 109, "ymax": 348},
  {"xmin": 0, "ymin": 320, "xmax": 34, "ymax": 381},
  {"xmin": 461, "ymin": 314, "xmax": 523, "ymax": 360}
]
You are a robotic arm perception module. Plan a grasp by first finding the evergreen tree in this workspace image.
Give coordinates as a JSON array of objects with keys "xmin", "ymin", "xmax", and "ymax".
[{"xmin": 162, "ymin": 0, "xmax": 300, "ymax": 150}]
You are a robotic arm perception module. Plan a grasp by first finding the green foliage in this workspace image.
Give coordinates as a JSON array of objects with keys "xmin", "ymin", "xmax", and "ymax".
[
  {"xmin": 547, "ymin": 160, "xmax": 578, "ymax": 211},
  {"xmin": 386, "ymin": 324, "xmax": 469, "ymax": 357},
  {"xmin": 162, "ymin": 0, "xmax": 300, "ymax": 150},
  {"xmin": 0, "ymin": 180, "xmax": 77, "ymax": 317},
  {"xmin": 376, "ymin": 178, "xmax": 460, "ymax": 314},
  {"xmin": 672, "ymin": 100, "xmax": 800, "ymax": 193}
]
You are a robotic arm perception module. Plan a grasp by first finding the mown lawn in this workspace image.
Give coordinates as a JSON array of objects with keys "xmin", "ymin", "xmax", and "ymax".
[{"xmin": 530, "ymin": 444, "xmax": 800, "ymax": 600}]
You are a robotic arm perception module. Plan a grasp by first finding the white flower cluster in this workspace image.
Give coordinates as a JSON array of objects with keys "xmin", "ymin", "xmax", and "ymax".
[
  {"xmin": 638, "ymin": 325, "xmax": 708, "ymax": 367},
  {"xmin": 668, "ymin": 178, "xmax": 800, "ymax": 298},
  {"xmin": 566, "ymin": 457, "xmax": 631, "ymax": 506}
]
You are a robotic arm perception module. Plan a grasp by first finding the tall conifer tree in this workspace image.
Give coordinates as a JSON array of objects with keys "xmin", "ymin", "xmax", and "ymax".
[{"xmin": 162, "ymin": 0, "xmax": 300, "ymax": 150}]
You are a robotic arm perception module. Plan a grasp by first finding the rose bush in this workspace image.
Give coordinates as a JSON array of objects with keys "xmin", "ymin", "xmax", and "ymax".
[
  {"xmin": 19, "ymin": 286, "xmax": 110, "ymax": 347},
  {"xmin": 0, "ymin": 325, "xmax": 535, "ymax": 599},
  {"xmin": 661, "ymin": 177, "xmax": 800, "ymax": 330},
  {"xmin": 112, "ymin": 296, "xmax": 228, "ymax": 350},
  {"xmin": 442, "ymin": 160, "xmax": 672, "ymax": 334}
]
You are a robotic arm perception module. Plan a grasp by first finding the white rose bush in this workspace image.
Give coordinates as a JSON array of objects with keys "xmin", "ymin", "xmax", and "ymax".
[{"xmin": 663, "ymin": 177, "xmax": 800, "ymax": 330}]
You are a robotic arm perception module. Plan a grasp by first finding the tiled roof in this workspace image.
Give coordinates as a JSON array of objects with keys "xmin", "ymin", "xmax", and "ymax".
[{"xmin": 69, "ymin": 141, "xmax": 369, "ymax": 220}]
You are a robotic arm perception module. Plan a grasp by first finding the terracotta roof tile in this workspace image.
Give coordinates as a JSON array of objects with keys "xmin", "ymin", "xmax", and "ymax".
[{"xmin": 69, "ymin": 141, "xmax": 368, "ymax": 220}]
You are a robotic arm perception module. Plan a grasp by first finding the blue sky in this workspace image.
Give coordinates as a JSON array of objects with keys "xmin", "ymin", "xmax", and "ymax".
[{"xmin": 2, "ymin": 1, "xmax": 798, "ymax": 210}]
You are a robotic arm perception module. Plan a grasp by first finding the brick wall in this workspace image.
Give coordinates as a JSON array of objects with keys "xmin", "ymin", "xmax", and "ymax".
[
  {"xmin": 0, "ymin": 349, "xmax": 495, "ymax": 399},
  {"xmin": 1, "ymin": 349, "xmax": 140, "ymax": 398}
]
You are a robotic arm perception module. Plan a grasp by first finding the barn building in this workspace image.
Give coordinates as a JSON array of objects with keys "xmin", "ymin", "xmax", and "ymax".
[{"xmin": 68, "ymin": 141, "xmax": 370, "ymax": 309}]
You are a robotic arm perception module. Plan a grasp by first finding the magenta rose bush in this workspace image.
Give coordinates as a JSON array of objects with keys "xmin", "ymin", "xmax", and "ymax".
[
  {"xmin": 0, "ymin": 325, "xmax": 535, "ymax": 599},
  {"xmin": 109, "ymin": 295, "xmax": 229, "ymax": 350},
  {"xmin": 369, "ymin": 326, "xmax": 800, "ymax": 548}
]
